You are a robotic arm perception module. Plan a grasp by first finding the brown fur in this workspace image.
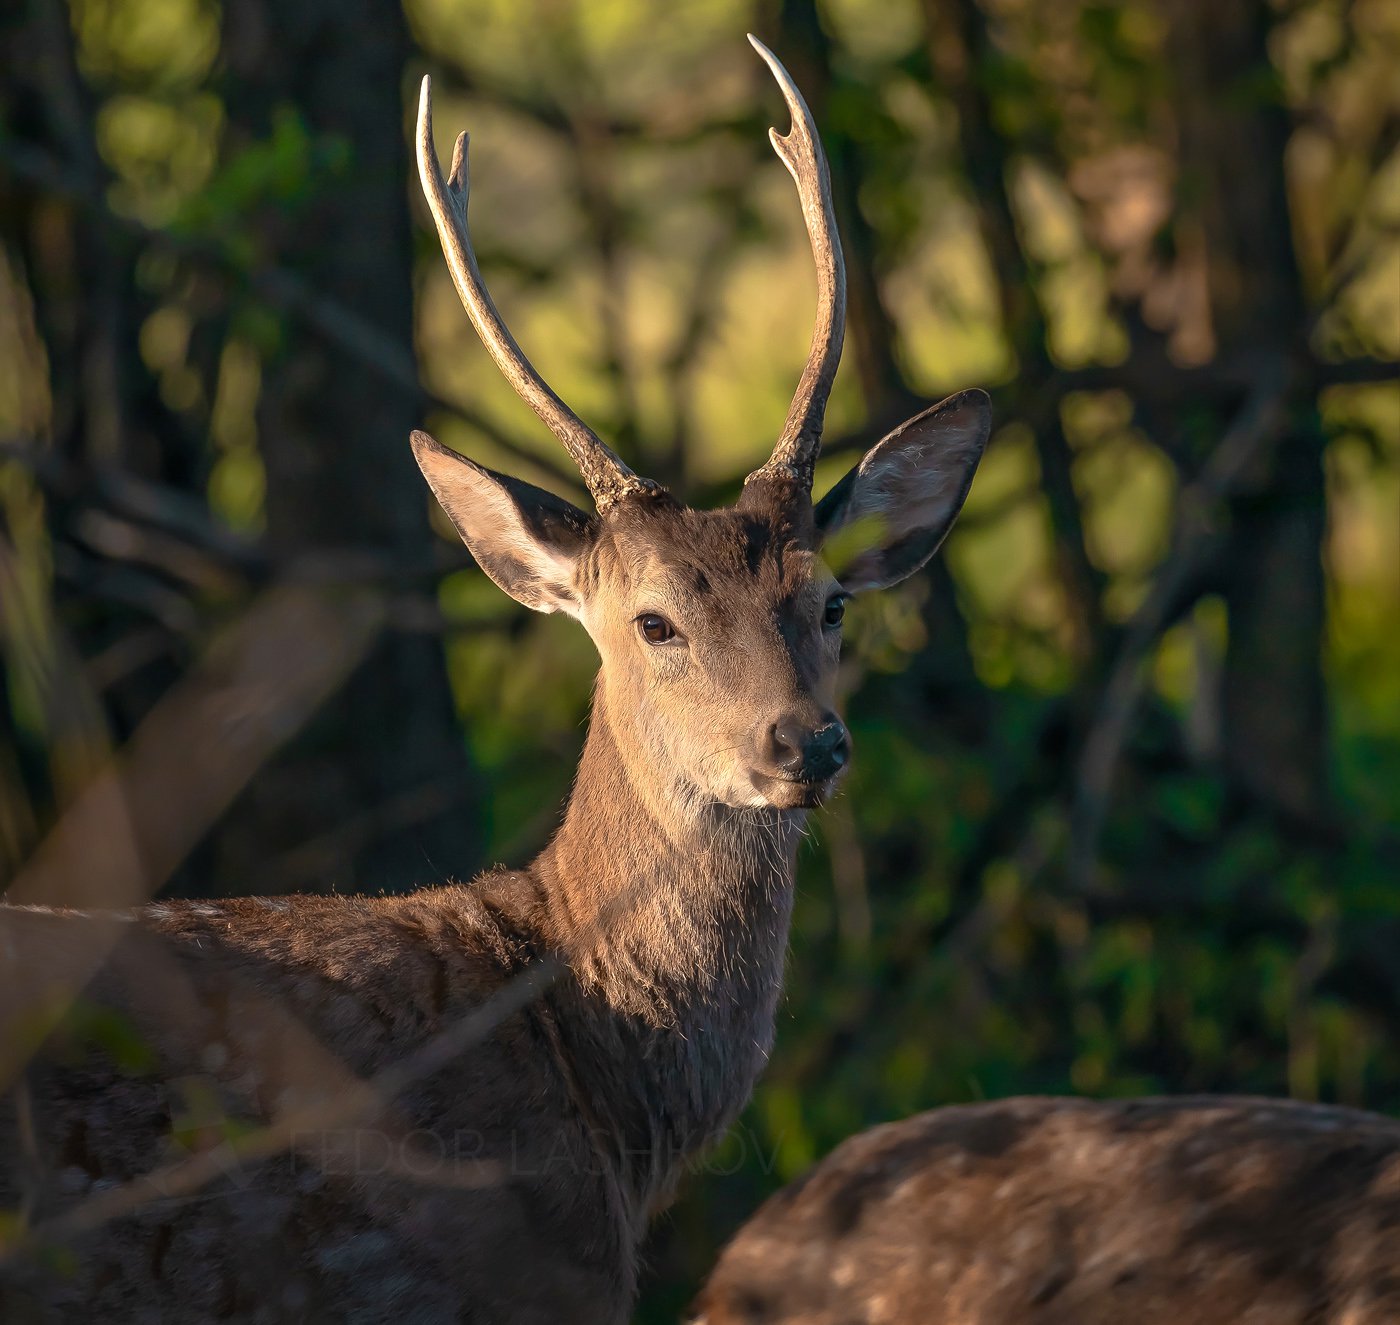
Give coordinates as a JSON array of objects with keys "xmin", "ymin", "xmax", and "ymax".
[
  {"xmin": 0, "ymin": 503, "xmax": 821, "ymax": 1323},
  {"xmin": 691, "ymin": 1095, "xmax": 1400, "ymax": 1324},
  {"xmin": 0, "ymin": 390, "xmax": 988, "ymax": 1323}
]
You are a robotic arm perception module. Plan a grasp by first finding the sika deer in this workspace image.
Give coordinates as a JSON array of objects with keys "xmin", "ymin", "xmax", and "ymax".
[
  {"xmin": 692, "ymin": 1095, "xmax": 1400, "ymax": 1324},
  {"xmin": 0, "ymin": 37, "xmax": 990, "ymax": 1324}
]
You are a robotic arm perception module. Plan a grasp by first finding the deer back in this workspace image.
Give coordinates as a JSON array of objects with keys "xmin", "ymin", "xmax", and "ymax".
[
  {"xmin": 0, "ymin": 887, "xmax": 638, "ymax": 1323},
  {"xmin": 691, "ymin": 1095, "xmax": 1400, "ymax": 1325}
]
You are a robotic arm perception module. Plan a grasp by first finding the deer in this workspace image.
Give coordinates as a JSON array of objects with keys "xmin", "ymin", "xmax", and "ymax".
[
  {"xmin": 691, "ymin": 1094, "xmax": 1400, "ymax": 1324},
  {"xmin": 0, "ymin": 36, "xmax": 991, "ymax": 1324}
]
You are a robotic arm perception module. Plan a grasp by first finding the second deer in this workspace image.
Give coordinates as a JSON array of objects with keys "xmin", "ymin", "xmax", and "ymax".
[
  {"xmin": 692, "ymin": 1094, "xmax": 1400, "ymax": 1323},
  {"xmin": 0, "ymin": 37, "xmax": 990, "ymax": 1324}
]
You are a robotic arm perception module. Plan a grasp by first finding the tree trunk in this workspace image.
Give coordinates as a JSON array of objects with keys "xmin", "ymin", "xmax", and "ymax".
[
  {"xmin": 1167, "ymin": 0, "xmax": 1328, "ymax": 822},
  {"xmin": 209, "ymin": 0, "xmax": 484, "ymax": 894}
]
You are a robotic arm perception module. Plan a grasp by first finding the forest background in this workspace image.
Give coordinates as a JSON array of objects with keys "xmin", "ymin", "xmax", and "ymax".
[{"xmin": 1, "ymin": 0, "xmax": 1397, "ymax": 1313}]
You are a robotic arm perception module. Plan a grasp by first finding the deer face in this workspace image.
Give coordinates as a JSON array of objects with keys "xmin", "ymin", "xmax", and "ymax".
[
  {"xmin": 576, "ymin": 502, "xmax": 845, "ymax": 811},
  {"xmin": 410, "ymin": 40, "xmax": 989, "ymax": 811},
  {"xmin": 411, "ymin": 391, "xmax": 989, "ymax": 812}
]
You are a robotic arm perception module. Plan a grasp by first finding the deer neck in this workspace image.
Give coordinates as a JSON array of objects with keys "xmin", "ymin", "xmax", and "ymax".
[
  {"xmin": 537, "ymin": 684, "xmax": 802, "ymax": 1014},
  {"xmin": 530, "ymin": 685, "xmax": 799, "ymax": 1178}
]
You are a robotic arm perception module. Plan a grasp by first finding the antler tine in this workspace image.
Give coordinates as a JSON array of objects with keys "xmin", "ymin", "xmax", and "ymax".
[
  {"xmin": 415, "ymin": 76, "xmax": 654, "ymax": 511},
  {"xmin": 745, "ymin": 35, "xmax": 847, "ymax": 496}
]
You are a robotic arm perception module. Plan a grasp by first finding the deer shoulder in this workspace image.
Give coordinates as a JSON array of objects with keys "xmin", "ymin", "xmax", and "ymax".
[{"xmin": 691, "ymin": 1095, "xmax": 1400, "ymax": 1325}]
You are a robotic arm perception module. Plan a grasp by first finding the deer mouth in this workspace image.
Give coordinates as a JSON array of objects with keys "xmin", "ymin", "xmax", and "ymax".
[{"xmin": 750, "ymin": 770, "xmax": 840, "ymax": 810}]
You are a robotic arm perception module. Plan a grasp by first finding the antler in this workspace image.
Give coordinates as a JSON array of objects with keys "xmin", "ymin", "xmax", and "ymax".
[
  {"xmin": 415, "ymin": 76, "xmax": 654, "ymax": 511},
  {"xmin": 744, "ymin": 35, "xmax": 847, "ymax": 497}
]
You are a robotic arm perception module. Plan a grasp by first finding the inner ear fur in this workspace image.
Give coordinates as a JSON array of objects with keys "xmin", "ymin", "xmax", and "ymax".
[
  {"xmin": 411, "ymin": 430, "xmax": 597, "ymax": 616},
  {"xmin": 814, "ymin": 389, "xmax": 991, "ymax": 592}
]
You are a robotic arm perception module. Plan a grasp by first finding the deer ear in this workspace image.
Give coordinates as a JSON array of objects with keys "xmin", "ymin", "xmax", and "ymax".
[
  {"xmin": 411, "ymin": 431, "xmax": 596, "ymax": 617},
  {"xmin": 814, "ymin": 389, "xmax": 990, "ymax": 592}
]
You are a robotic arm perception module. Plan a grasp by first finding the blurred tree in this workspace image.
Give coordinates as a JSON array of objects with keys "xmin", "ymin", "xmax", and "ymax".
[
  {"xmin": 0, "ymin": 0, "xmax": 483, "ymax": 897},
  {"xmin": 1169, "ymin": 0, "xmax": 1327, "ymax": 823},
  {"xmin": 207, "ymin": 0, "xmax": 484, "ymax": 894}
]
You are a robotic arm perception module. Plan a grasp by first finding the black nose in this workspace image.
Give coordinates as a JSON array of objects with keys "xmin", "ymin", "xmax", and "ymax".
[{"xmin": 760, "ymin": 714, "xmax": 850, "ymax": 781}]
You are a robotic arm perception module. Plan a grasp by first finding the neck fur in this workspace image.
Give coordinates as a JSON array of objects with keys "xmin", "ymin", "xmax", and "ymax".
[
  {"xmin": 525, "ymin": 686, "xmax": 803, "ymax": 1204},
  {"xmin": 536, "ymin": 685, "xmax": 802, "ymax": 1021}
]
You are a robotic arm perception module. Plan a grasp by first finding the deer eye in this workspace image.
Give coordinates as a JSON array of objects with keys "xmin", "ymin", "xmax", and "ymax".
[
  {"xmin": 637, "ymin": 613, "xmax": 677, "ymax": 645},
  {"xmin": 823, "ymin": 594, "xmax": 847, "ymax": 628}
]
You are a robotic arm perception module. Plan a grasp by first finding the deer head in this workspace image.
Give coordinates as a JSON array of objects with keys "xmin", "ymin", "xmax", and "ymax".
[{"xmin": 411, "ymin": 37, "xmax": 990, "ymax": 817}]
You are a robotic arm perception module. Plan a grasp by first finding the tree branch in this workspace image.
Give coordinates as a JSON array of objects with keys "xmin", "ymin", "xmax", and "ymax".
[
  {"xmin": 0, "ymin": 138, "xmax": 582, "ymax": 492},
  {"xmin": 1068, "ymin": 360, "xmax": 1291, "ymax": 889}
]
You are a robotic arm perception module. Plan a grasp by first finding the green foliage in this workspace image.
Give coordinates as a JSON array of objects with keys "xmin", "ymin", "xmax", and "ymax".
[
  {"xmin": 170, "ymin": 108, "xmax": 351, "ymax": 253},
  {"xmin": 25, "ymin": 998, "xmax": 160, "ymax": 1078}
]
